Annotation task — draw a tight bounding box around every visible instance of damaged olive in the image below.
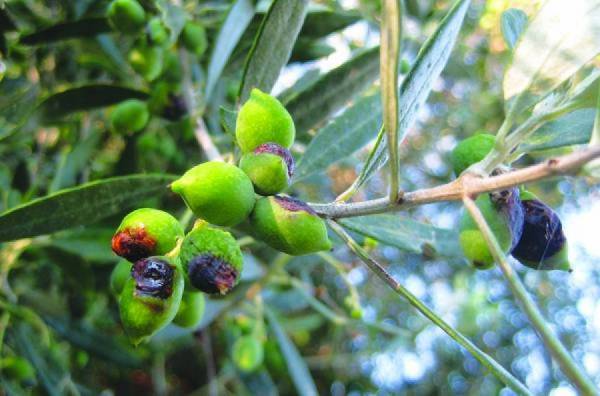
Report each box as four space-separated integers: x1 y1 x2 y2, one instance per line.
173 291 206 328
179 222 244 295
119 256 184 345
236 89 296 153
107 0 146 34
171 161 256 227
459 188 524 269
511 191 570 271
249 195 332 255
110 99 149 134
450 133 495 176
239 143 294 195
112 208 184 263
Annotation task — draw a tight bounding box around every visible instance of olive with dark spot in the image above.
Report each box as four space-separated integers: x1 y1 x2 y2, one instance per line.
511 192 570 271
119 256 184 345
239 143 295 195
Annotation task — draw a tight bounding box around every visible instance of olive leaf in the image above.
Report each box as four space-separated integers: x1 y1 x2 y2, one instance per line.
294 0 470 190
0 174 176 242
38 84 148 120
238 0 309 103
19 18 111 45
503 0 600 116
500 8 527 50
285 46 380 137
206 0 256 99
265 307 318 396
340 214 461 258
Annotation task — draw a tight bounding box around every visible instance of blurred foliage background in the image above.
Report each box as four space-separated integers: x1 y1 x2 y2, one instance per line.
0 0 598 395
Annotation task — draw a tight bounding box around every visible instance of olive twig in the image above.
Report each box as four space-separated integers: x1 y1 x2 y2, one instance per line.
311 145 600 218
328 219 533 396
462 196 598 395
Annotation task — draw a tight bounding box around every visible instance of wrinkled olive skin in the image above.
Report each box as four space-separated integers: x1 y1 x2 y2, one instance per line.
459 188 524 269
180 21 207 58
110 99 149 135
107 0 146 34
239 143 294 195
178 222 244 295
171 161 256 227
235 89 296 153
511 192 570 271
173 291 205 328
249 195 332 255
450 133 495 176
232 335 264 372
119 256 184 345
112 208 184 263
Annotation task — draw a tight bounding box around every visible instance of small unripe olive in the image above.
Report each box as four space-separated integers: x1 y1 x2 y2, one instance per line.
249 195 332 255
161 51 183 83
146 17 169 46
119 256 184 345
511 191 570 271
110 99 149 134
239 143 294 195
110 259 132 295
450 133 495 176
0 356 36 385
112 208 184 263
173 291 205 328
171 161 256 227
179 222 244 295
236 89 296 153
180 21 207 58
459 188 524 269
232 335 264 372
129 46 163 81
107 0 146 34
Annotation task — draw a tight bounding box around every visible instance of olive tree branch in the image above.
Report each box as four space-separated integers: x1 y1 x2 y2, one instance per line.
327 220 532 396
311 145 600 218
462 196 598 395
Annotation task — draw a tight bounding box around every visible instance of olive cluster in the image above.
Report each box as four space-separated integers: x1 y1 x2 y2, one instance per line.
110 90 331 345
452 134 570 272
105 0 208 135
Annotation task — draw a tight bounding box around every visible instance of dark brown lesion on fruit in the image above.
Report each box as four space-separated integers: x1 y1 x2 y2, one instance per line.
188 254 238 295
490 187 525 250
274 195 316 215
511 199 565 262
132 257 174 299
254 143 295 178
112 227 157 262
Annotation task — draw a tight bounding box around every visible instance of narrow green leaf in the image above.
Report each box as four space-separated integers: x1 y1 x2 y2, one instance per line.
206 0 255 99
299 9 361 38
504 0 600 114
329 0 471 196
284 46 380 136
156 0 187 44
50 228 117 263
559 69 600 112
265 308 318 396
340 214 461 258
380 0 402 200
519 108 596 152
293 91 381 183
20 18 111 45
0 174 176 242
500 8 527 50
38 84 148 120
239 0 309 103
219 106 237 135
49 130 101 192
